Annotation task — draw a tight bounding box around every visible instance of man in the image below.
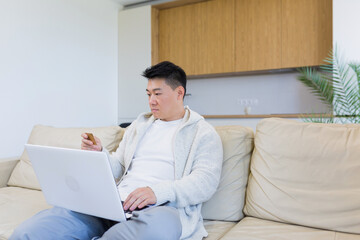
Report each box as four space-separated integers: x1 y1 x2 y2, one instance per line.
10 61 223 240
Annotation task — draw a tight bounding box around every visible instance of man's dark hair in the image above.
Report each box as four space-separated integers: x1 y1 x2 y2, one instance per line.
142 61 187 97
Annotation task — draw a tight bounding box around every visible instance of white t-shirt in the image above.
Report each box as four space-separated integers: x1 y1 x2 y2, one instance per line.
118 118 181 201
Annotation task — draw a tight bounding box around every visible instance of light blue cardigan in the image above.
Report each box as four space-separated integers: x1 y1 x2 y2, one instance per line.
105 106 223 239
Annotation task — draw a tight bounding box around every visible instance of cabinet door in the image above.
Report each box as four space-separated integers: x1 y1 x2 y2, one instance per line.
282 0 332 68
158 0 235 76
235 0 282 72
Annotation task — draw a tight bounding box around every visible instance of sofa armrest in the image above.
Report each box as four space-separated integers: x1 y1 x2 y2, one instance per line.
0 157 20 188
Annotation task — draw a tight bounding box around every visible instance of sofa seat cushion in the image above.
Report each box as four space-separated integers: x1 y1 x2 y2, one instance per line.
7 125 124 190
244 118 360 234
221 217 360 240
203 220 237 240
0 187 50 239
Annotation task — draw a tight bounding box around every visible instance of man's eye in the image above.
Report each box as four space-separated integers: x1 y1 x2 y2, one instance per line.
147 94 150 97
155 93 161 96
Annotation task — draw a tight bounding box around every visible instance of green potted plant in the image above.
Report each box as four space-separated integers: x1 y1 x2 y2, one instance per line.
297 48 360 123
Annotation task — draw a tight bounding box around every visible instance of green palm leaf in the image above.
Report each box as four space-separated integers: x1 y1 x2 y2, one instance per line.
297 47 360 123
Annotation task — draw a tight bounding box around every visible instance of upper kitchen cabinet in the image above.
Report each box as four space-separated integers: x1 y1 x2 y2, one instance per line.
235 0 282 71
154 0 235 76
152 0 332 76
282 0 332 68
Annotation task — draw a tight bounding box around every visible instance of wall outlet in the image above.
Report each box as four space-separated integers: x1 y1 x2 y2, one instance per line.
237 98 259 106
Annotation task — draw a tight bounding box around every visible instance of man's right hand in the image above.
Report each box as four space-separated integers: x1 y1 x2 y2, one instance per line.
81 133 102 151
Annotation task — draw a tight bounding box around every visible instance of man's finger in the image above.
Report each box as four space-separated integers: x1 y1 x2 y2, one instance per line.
124 194 137 210
124 191 134 205
129 196 146 211
124 188 145 210
81 144 97 151
82 139 94 146
137 199 149 209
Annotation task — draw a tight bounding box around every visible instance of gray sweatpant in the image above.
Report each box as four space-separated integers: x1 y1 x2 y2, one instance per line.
10 206 182 240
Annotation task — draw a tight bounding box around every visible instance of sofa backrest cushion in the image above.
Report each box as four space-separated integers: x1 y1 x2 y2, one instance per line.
7 125 124 190
202 125 254 221
244 118 360 234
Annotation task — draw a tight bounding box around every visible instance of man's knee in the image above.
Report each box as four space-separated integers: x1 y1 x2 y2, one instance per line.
10 230 28 240
10 207 107 240
140 206 182 240
10 208 67 240
10 220 39 240
99 206 182 240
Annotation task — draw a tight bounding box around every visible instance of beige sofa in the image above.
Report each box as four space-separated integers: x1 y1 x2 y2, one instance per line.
1 118 360 239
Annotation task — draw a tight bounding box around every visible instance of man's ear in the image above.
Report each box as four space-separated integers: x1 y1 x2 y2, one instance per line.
176 86 185 100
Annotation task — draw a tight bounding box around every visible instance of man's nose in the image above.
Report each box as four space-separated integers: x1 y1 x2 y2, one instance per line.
149 95 156 105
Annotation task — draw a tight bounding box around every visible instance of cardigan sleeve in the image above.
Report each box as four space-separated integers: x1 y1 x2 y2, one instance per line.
103 121 136 182
150 127 223 208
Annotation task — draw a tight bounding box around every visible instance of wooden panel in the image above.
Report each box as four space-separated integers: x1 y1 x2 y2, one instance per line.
235 0 282 71
158 0 235 75
282 0 332 68
192 0 235 74
151 8 159 65
158 3 194 73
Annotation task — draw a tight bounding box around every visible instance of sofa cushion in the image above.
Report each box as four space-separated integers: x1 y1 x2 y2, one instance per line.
202 126 254 221
7 125 124 190
244 118 360 234
221 217 360 240
203 220 237 240
0 158 19 188
0 187 50 239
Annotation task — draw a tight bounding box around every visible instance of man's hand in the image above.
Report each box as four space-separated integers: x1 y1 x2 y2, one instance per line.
81 133 102 151
123 187 157 211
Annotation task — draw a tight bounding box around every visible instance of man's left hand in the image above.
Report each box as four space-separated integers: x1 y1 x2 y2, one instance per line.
123 187 157 211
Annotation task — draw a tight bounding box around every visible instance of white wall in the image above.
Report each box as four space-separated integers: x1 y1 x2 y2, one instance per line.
185 73 329 115
333 0 360 62
118 6 151 124
184 72 329 130
0 0 120 158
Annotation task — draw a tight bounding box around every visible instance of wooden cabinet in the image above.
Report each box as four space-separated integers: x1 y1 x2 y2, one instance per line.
235 0 282 71
156 4 195 74
152 0 332 76
157 0 234 75
282 0 332 68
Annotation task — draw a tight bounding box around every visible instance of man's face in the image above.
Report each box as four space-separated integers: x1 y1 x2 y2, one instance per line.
146 78 183 121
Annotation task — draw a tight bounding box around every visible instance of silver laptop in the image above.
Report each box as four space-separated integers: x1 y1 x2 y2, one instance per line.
25 144 127 222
